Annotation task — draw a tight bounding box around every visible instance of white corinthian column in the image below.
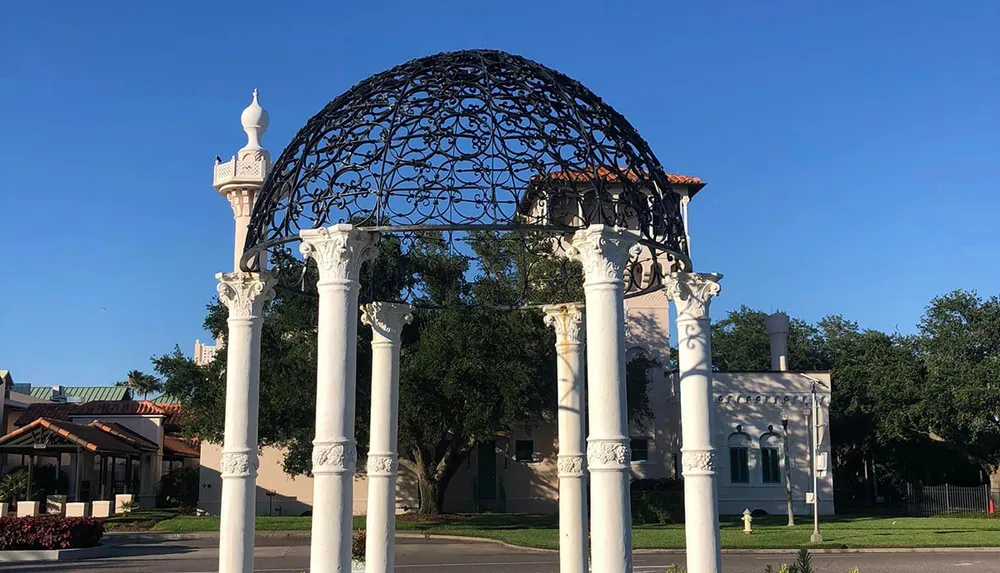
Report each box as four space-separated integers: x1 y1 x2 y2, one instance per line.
361 302 413 573
542 303 589 573
300 225 379 573
567 225 640 573
664 272 723 573
216 271 276 573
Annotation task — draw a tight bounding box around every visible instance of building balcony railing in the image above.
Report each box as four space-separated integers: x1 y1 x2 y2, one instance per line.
213 153 268 189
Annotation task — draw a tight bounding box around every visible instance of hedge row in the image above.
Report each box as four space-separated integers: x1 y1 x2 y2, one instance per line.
0 516 105 550
631 478 685 524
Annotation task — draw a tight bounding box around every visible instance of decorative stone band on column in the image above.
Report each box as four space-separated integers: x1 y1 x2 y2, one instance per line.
215 271 276 573
312 441 358 475
557 454 586 478
300 225 379 573
664 272 723 573
586 438 631 471
366 453 398 477
219 451 260 478
681 450 717 476
567 225 639 573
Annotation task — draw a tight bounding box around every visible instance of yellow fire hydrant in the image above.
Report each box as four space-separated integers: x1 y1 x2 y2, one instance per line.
742 508 753 534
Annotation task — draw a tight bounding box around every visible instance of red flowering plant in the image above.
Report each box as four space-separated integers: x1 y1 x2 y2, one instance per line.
0 516 105 550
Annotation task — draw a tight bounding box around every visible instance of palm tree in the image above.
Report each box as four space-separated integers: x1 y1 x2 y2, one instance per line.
117 369 163 400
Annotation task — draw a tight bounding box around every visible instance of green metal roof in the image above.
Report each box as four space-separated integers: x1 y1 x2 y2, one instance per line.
150 394 181 404
28 386 132 402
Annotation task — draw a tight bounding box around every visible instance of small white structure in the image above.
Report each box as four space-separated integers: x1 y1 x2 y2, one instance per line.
65 502 90 517
115 494 135 513
92 500 112 518
17 501 40 517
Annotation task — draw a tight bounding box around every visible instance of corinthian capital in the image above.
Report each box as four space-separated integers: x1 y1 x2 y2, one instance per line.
215 271 277 320
299 224 379 285
361 302 414 344
663 272 723 320
542 303 585 346
566 225 641 287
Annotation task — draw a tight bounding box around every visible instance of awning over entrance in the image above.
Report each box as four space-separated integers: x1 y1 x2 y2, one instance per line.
0 417 159 456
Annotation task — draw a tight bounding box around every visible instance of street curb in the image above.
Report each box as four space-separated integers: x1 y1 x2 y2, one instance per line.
106 531 1000 555
106 531 312 543
395 531 556 553
0 544 110 562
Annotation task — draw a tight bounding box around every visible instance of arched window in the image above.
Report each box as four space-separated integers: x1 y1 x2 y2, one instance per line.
727 427 751 484
760 427 783 484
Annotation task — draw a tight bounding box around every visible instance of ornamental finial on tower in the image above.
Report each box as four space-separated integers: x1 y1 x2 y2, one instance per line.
240 88 269 151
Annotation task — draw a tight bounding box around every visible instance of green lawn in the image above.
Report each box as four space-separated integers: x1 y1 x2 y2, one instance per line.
147 513 1000 549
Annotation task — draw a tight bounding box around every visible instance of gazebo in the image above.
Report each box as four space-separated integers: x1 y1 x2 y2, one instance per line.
0 417 159 503
212 49 724 573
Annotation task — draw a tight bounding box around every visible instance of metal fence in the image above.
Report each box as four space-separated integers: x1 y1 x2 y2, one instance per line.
907 483 999 516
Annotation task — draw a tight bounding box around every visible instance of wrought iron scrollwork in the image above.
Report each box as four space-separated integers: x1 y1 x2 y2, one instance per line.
244 49 690 306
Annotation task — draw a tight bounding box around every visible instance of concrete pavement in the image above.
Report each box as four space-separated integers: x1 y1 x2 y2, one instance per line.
3 536 1000 572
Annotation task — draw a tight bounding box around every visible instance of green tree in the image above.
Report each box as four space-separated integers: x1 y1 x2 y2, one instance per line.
156 232 649 513
117 369 163 400
910 290 1000 488
709 306 831 372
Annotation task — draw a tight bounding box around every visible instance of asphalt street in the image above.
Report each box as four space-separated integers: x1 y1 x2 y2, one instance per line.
3 537 1000 573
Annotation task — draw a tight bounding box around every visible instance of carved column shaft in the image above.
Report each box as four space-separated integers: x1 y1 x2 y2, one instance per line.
665 272 723 573
362 302 413 573
226 188 256 271
568 225 639 573
216 271 276 573
543 303 588 573
300 225 379 573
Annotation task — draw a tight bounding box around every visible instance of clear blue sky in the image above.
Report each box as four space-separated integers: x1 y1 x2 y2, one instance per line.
1 2 997 387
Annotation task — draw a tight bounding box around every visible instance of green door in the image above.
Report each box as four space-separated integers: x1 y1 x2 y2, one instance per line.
477 440 497 501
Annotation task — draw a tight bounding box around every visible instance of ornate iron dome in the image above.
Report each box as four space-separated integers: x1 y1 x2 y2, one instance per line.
244 49 690 306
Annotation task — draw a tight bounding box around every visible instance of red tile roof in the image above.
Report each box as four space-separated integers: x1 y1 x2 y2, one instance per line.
16 400 170 426
89 419 160 450
543 167 706 194
0 418 158 455
163 435 200 458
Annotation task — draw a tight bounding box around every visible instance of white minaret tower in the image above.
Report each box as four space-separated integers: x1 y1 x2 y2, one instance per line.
213 89 271 271
213 91 278 573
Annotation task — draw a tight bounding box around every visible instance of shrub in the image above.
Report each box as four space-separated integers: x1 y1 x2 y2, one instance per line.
352 529 366 561
0 516 105 550
0 469 28 504
631 478 684 524
157 467 199 508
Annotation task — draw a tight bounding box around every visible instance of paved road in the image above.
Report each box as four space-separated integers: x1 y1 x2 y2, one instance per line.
4 537 1000 572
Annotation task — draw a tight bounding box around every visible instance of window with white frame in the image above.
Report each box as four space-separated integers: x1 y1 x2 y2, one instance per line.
760 429 782 484
728 427 751 484
629 437 649 462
